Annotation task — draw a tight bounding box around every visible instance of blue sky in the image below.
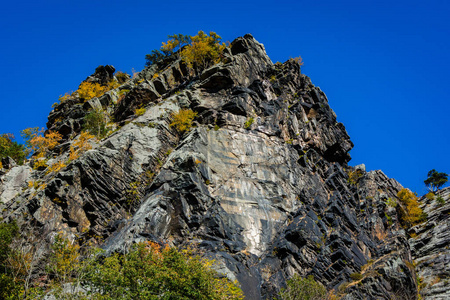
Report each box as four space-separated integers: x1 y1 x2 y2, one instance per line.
0 0 448 194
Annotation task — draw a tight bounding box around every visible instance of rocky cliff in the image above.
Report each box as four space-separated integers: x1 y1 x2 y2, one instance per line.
0 34 446 299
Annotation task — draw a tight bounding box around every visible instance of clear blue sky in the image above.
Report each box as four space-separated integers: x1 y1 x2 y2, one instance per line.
1 0 448 195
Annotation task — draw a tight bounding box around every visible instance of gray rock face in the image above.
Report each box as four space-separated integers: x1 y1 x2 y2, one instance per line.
0 34 425 299
0 165 32 204
410 187 450 300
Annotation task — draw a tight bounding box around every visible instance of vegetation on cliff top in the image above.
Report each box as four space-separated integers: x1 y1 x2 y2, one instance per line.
146 31 226 71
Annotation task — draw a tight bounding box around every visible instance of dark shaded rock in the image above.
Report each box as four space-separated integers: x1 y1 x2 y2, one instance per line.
85 65 116 85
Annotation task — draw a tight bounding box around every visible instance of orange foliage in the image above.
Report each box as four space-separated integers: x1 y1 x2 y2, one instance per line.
69 131 96 161
30 131 62 154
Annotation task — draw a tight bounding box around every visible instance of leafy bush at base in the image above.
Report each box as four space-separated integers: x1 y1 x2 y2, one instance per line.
279 274 326 300
83 242 244 299
1 230 243 300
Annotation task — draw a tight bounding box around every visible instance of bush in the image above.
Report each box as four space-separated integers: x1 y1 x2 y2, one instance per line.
0 221 22 300
114 71 129 84
244 117 254 129
76 80 120 101
83 242 244 299
350 273 363 281
279 274 326 300
291 56 304 66
397 188 426 227
21 128 62 169
425 192 435 200
135 107 146 116
347 169 363 185
45 161 66 175
170 109 197 133
83 109 110 139
386 197 397 208
0 133 27 165
436 196 445 206
69 131 96 162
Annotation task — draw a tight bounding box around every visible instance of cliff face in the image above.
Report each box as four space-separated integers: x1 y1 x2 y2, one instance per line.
409 187 450 300
0 34 438 299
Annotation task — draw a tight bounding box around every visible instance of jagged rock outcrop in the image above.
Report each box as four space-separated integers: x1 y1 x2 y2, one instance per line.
0 34 427 299
410 187 450 300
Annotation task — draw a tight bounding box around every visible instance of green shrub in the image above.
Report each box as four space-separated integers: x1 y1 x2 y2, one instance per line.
425 192 435 200
0 134 27 165
386 197 397 208
279 274 326 300
350 273 363 281
83 109 109 139
436 196 445 206
170 109 197 133
244 117 254 129
82 242 244 299
0 221 22 300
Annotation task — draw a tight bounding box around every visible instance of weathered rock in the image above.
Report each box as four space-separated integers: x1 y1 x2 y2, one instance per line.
0 165 32 204
410 187 450 300
0 34 424 300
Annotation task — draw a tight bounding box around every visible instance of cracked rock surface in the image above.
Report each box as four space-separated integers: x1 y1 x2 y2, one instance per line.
0 34 429 299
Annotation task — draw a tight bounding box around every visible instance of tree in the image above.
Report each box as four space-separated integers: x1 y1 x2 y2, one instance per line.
145 34 192 66
83 109 110 139
21 128 63 170
424 169 448 192
180 31 226 71
0 134 27 165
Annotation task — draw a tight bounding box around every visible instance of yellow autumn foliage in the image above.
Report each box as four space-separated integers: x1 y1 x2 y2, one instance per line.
76 80 120 101
46 161 66 175
397 188 426 228
180 31 226 70
170 109 197 133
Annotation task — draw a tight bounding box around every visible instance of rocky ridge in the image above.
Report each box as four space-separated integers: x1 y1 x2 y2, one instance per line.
0 34 445 299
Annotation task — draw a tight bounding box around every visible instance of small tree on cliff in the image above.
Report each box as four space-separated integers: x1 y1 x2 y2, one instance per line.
424 169 448 192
